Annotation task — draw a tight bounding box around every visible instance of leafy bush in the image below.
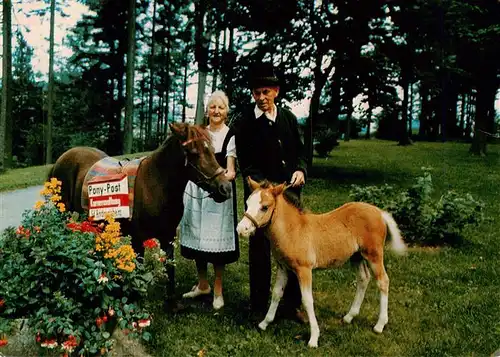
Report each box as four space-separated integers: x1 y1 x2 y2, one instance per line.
349 168 485 245
0 178 163 356
314 129 339 157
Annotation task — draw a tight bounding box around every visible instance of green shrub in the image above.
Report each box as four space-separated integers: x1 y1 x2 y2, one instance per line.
349 168 485 245
314 129 338 157
0 178 162 356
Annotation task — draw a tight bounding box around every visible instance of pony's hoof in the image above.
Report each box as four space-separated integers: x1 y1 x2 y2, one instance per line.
373 324 385 334
258 321 267 331
307 339 318 348
343 314 354 324
213 295 224 310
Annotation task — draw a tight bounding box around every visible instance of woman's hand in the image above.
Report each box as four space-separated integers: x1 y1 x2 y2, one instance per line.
225 169 236 181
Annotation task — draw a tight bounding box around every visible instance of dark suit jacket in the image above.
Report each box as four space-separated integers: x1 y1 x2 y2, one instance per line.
235 105 307 193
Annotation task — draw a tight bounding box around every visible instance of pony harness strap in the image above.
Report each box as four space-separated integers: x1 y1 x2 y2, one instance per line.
82 156 144 220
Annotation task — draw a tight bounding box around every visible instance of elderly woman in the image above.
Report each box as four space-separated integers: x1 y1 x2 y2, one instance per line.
179 90 239 310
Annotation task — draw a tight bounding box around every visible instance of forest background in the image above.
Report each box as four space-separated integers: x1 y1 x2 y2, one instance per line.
0 0 499 171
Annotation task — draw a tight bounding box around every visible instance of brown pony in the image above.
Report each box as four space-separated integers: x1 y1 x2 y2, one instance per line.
49 123 232 298
236 178 407 348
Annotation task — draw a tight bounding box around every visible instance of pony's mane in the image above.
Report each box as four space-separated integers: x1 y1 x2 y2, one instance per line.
259 180 305 212
186 125 212 154
161 124 212 154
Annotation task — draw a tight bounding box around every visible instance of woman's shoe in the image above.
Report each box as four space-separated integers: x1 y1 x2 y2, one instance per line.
213 294 224 310
182 285 211 298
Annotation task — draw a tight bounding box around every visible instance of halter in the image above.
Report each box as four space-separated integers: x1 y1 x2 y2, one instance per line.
243 208 274 229
180 136 226 197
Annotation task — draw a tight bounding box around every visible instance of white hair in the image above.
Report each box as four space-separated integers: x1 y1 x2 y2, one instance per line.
206 90 230 112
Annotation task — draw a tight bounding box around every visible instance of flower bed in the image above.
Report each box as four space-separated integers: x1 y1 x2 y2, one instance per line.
0 178 164 356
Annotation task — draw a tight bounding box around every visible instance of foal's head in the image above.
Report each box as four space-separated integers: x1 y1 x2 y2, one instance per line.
169 123 231 202
237 177 288 237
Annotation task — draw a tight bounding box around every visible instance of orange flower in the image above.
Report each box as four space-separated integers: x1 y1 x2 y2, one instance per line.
0 338 8 347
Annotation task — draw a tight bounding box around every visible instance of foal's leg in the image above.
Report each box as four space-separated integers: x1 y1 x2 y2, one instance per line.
343 260 371 324
367 255 390 333
296 267 320 348
258 266 288 331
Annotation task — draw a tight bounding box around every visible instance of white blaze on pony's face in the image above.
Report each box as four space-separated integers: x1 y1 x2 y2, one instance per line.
236 178 284 238
237 190 265 237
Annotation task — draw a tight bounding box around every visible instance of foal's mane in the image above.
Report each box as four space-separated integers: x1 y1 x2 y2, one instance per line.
260 180 305 212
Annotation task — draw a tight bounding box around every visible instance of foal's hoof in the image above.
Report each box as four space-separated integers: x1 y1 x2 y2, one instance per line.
373 324 385 334
342 314 354 324
258 321 267 331
307 339 318 348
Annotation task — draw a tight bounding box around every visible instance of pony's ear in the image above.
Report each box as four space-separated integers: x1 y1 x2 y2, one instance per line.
247 177 260 191
271 183 286 197
169 123 188 140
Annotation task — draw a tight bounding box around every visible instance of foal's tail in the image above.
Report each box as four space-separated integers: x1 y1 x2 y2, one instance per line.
381 210 407 255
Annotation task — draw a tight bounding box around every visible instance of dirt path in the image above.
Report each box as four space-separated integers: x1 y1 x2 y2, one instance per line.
0 186 43 231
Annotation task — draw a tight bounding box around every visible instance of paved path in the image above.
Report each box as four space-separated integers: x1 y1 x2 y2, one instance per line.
0 186 43 231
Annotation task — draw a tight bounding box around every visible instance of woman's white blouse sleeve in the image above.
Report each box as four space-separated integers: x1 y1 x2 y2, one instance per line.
226 135 237 158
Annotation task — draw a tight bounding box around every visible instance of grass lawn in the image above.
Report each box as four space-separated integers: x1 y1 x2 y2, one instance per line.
148 140 499 357
2 140 499 356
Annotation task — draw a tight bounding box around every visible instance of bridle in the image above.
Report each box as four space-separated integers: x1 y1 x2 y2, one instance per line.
242 184 291 229
181 137 226 197
243 207 274 229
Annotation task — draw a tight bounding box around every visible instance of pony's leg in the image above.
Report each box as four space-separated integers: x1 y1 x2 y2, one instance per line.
296 267 320 348
258 266 288 331
366 257 390 333
343 260 371 324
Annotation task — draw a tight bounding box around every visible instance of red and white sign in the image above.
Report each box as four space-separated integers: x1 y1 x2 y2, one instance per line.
88 174 130 220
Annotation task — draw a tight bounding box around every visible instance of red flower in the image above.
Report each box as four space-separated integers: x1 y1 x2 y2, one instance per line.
0 339 8 347
96 317 103 328
36 332 41 343
143 239 159 249
67 220 101 234
62 335 78 352
15 226 31 238
0 299 5 308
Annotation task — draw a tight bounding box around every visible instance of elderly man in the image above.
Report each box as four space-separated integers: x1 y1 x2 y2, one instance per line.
236 62 307 322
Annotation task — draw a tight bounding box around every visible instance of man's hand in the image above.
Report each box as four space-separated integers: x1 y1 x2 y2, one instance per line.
290 170 305 187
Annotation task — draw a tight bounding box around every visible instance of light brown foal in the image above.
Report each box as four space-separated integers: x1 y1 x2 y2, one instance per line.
236 178 407 348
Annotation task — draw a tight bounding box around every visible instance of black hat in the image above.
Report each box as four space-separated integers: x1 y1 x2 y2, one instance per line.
248 62 280 89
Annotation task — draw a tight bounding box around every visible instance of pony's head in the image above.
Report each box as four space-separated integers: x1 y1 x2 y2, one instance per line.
236 177 287 237
169 123 231 203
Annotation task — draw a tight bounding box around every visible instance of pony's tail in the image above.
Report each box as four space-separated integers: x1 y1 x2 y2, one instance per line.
381 210 407 256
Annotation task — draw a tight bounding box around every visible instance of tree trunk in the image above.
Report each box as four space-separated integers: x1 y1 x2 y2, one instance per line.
194 0 210 125
162 37 171 135
459 93 466 138
45 0 56 164
365 107 372 139
182 49 188 123
398 67 412 146
470 74 497 156
225 28 235 101
0 0 13 171
418 84 428 138
146 0 157 146
212 31 219 92
123 0 136 154
344 99 352 142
